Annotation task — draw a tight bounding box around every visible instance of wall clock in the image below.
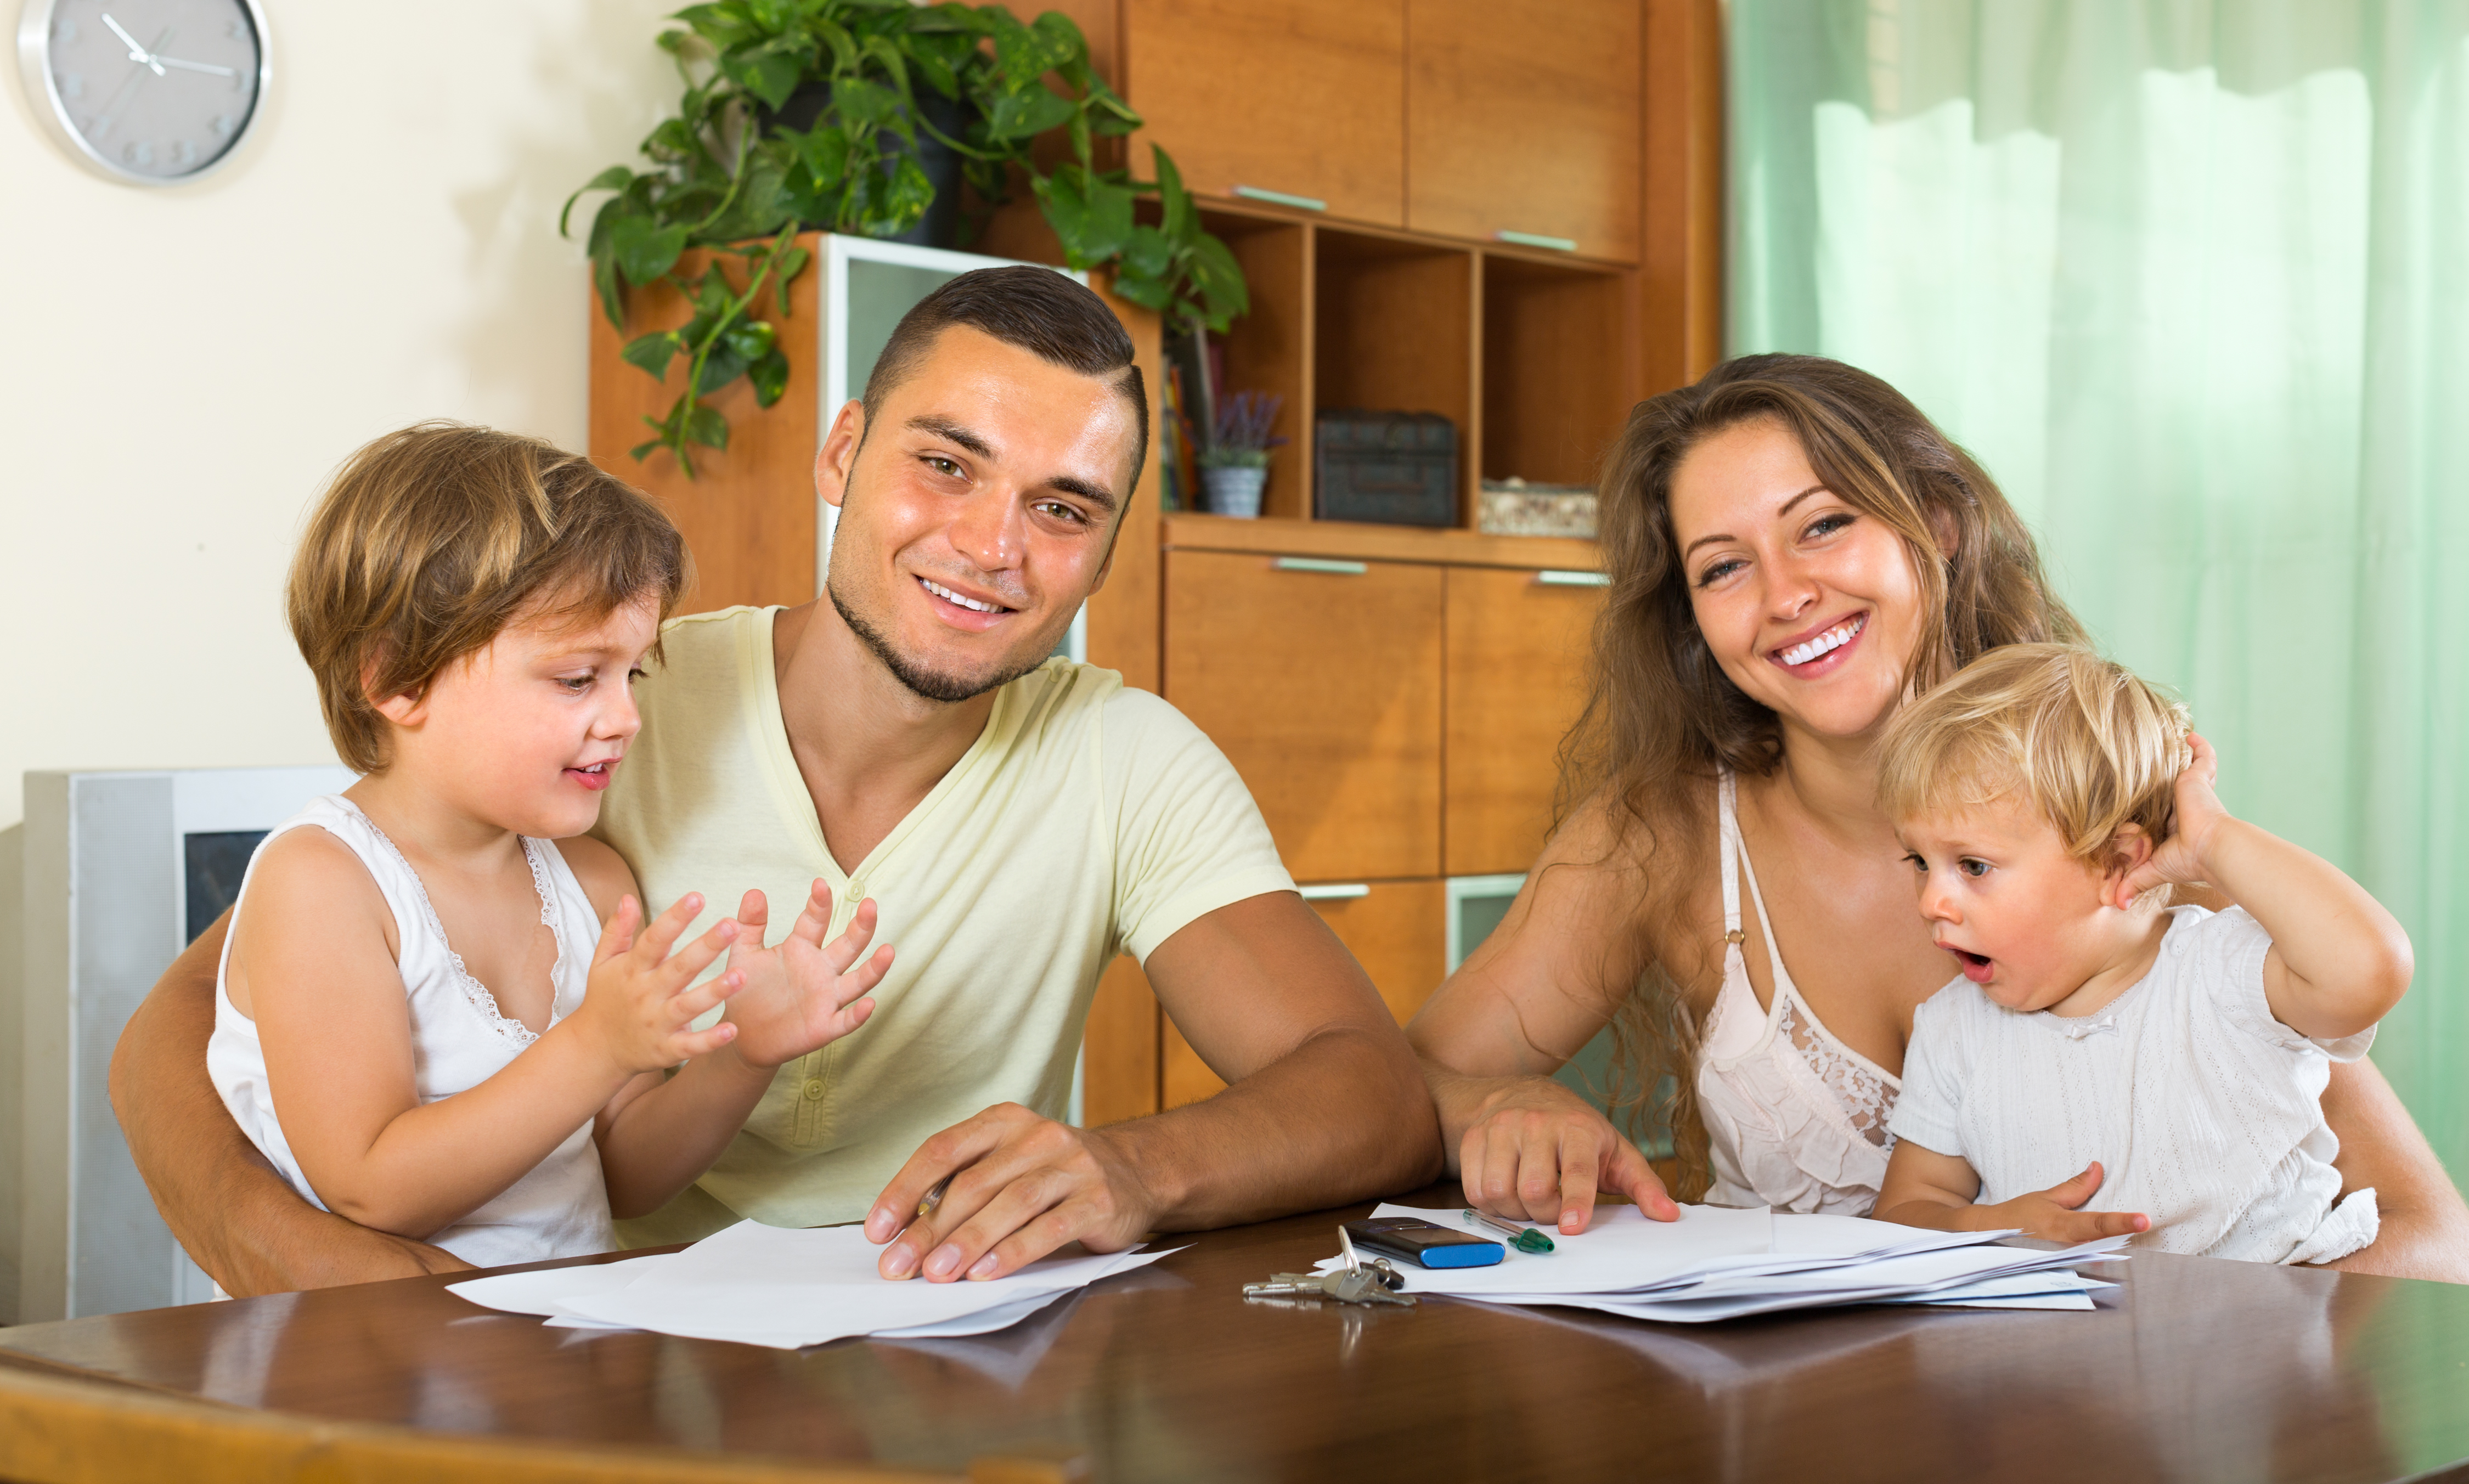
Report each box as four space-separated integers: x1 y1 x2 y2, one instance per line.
16 0 269 185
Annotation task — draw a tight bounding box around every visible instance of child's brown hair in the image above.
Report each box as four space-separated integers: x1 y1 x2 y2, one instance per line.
288 422 689 774
1876 642 2192 863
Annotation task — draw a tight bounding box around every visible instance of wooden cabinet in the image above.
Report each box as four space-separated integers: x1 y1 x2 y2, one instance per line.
1162 550 1442 882
1163 879 1448 1109
1444 567 1605 877
1123 0 1405 225
1405 0 1642 261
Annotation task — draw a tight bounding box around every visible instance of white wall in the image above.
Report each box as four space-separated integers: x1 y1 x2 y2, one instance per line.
0 0 684 831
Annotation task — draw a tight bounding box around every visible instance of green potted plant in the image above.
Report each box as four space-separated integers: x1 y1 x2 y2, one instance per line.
563 1 1249 477
1197 391 1284 519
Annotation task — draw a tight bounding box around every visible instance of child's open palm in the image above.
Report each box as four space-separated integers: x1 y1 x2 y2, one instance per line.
578 894 748 1074
719 882 894 1070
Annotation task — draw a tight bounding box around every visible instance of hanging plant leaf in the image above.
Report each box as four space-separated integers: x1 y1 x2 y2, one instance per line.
1120 222 1172 281
831 76 906 131
685 403 731 450
748 346 793 407
622 329 685 381
987 85 1075 142
612 217 690 286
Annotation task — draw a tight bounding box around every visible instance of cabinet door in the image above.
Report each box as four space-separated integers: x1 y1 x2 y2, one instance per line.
1444 567 1605 877
1124 0 1405 226
1164 879 1447 1108
1405 0 1641 261
1164 550 1442 883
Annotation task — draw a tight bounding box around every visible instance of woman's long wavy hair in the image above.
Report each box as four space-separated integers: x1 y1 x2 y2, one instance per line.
1563 354 2083 1199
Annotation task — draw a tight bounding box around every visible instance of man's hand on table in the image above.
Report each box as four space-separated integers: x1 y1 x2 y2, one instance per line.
864 1103 1153 1280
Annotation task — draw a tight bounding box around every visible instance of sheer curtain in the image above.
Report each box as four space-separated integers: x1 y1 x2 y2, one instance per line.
1730 3 2469 1169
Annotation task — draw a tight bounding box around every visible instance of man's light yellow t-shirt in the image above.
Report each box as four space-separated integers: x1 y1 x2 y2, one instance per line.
595 606 1293 1242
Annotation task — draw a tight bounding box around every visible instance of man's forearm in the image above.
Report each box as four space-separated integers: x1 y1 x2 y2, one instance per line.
1108 1023 1442 1234
110 911 470 1294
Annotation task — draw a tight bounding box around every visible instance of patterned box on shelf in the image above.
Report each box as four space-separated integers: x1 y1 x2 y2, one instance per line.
1478 479 1598 538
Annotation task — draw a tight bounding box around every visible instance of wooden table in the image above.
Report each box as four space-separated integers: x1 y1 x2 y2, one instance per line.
7 1186 2469 1483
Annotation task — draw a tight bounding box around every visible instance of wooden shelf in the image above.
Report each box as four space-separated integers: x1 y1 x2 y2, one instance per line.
1162 512 1598 572
1181 197 1628 533
1188 191 1638 273
1313 225 1477 518
1482 253 1632 487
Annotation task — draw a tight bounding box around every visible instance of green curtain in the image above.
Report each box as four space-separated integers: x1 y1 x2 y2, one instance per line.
1729 5 2469 1173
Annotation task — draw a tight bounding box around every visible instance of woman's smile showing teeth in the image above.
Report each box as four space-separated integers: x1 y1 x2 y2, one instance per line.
1771 612 1867 670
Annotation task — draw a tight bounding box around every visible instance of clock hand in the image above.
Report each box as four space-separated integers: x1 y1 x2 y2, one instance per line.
155 55 236 77
87 24 177 139
99 13 165 75
100 12 146 58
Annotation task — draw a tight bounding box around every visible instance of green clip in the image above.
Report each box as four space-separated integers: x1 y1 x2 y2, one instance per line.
1464 1208 1555 1254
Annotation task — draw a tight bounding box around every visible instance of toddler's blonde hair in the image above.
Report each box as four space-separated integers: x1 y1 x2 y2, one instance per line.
1876 643 2192 862
288 422 689 775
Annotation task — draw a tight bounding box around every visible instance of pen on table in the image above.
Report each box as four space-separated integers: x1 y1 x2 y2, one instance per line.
1464 1209 1555 1254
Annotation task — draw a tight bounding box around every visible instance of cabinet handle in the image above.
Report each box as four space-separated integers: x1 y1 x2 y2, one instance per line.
1536 569 1609 587
1496 229 1579 253
1273 557 1369 575
1298 883 1372 901
1233 184 1328 212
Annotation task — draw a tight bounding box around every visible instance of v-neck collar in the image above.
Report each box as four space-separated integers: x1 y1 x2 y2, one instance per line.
743 606 1013 887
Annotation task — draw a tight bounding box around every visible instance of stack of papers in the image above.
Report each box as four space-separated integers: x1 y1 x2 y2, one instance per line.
1316 1204 2124 1322
448 1219 1175 1350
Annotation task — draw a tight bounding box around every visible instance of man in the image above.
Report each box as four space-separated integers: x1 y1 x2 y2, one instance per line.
113 267 1441 1290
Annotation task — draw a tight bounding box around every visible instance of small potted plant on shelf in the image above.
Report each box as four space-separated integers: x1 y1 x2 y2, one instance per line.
1198 392 1285 519
564 2 1250 477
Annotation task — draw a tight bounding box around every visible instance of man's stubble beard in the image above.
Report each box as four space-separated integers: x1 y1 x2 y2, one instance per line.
827 580 1049 705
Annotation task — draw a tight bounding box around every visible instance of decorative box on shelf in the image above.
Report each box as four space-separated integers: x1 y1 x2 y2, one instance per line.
1478 478 1597 539
1315 410 1459 527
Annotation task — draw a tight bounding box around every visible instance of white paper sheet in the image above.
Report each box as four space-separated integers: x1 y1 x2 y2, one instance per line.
1875 1269 2116 1311
450 1221 1180 1351
1315 1203 2126 1324
447 1255 669 1319
1320 1202 1775 1295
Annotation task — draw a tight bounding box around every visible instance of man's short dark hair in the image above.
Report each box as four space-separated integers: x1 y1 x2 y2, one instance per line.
861 266 1148 499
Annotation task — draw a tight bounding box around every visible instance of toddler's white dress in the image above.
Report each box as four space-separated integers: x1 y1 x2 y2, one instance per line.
1887 904 2378 1263
206 795 615 1267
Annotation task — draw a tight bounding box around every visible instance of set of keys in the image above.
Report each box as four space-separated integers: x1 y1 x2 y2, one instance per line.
1242 1227 1418 1308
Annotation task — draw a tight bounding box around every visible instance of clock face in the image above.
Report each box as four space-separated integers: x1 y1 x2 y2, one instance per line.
29 0 265 183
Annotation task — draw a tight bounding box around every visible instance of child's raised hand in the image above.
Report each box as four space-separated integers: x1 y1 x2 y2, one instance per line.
718 881 894 1070
576 893 749 1075
1986 1162 2151 1245
2116 732 2233 907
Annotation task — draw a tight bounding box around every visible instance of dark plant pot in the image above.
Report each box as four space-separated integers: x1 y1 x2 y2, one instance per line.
761 82 970 250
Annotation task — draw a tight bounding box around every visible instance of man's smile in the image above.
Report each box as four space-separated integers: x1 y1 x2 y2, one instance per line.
919 575 1009 614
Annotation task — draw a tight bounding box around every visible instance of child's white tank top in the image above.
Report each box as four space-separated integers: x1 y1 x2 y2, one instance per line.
206 795 615 1267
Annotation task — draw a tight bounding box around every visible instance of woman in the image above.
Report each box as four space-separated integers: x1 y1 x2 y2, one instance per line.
1408 354 2469 1279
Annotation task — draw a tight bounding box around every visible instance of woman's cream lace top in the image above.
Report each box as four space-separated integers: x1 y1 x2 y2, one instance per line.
1693 773 1901 1214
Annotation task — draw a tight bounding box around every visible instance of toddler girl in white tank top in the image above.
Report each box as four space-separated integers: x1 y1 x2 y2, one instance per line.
210 797 617 1264
205 425 893 1272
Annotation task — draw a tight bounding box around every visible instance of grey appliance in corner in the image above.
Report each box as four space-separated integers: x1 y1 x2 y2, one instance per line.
19 764 351 1321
